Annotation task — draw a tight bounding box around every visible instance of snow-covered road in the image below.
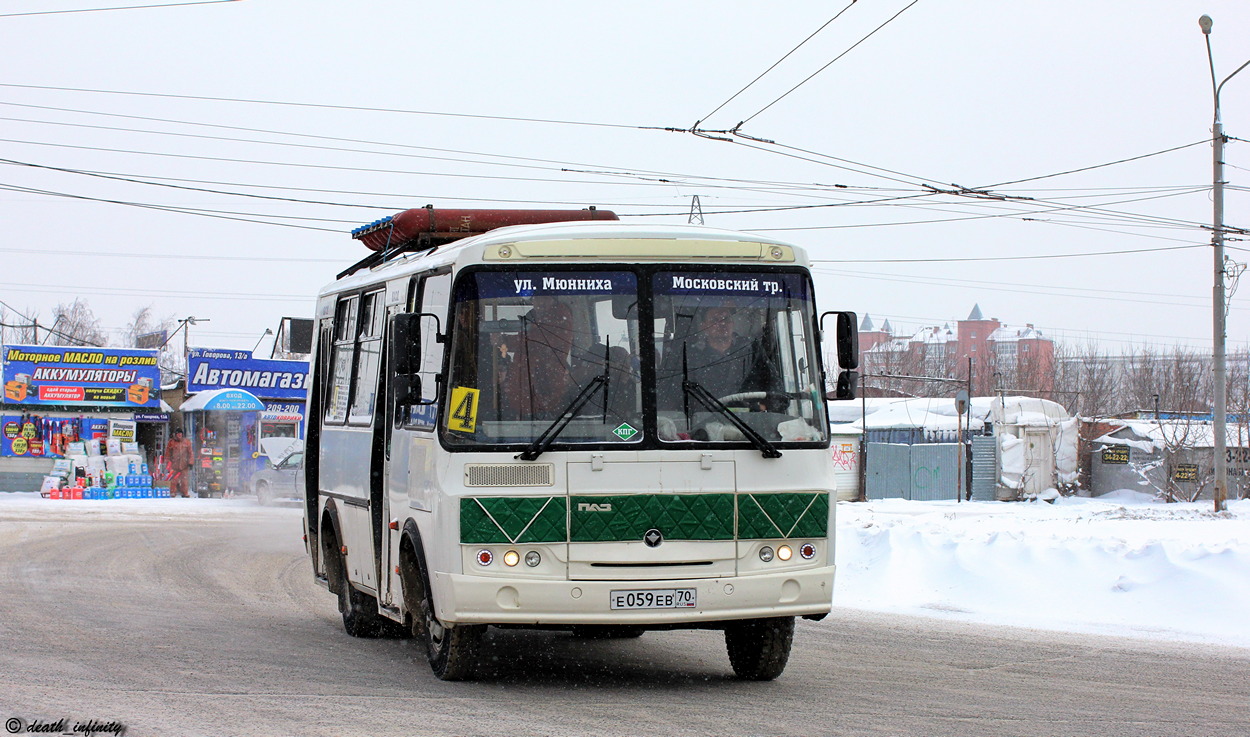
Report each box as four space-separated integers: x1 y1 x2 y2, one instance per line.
3 489 1246 650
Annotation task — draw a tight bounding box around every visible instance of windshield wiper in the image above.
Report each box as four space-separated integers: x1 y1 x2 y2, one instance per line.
680 347 781 459
516 356 610 461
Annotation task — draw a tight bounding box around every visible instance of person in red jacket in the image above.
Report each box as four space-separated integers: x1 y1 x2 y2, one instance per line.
166 428 193 498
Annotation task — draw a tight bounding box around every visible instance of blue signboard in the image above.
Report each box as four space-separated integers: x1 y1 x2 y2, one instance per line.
194 389 266 411
2 345 161 409
655 271 811 299
187 348 310 400
468 271 636 300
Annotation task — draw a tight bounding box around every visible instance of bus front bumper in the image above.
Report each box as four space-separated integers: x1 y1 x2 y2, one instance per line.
432 565 835 626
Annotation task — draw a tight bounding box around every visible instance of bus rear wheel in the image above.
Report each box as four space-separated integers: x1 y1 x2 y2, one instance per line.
724 616 795 681
335 555 383 638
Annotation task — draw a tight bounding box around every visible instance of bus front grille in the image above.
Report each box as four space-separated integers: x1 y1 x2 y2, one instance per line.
464 463 555 487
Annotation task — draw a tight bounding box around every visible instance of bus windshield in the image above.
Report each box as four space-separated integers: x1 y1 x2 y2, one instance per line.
653 271 827 445
443 270 643 446
441 267 827 448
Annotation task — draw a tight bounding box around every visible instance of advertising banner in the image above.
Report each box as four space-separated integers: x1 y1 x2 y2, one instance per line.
187 349 310 401
3 345 161 409
1 414 109 457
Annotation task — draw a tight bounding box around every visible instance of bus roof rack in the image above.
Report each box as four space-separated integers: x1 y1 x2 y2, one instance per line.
339 206 619 278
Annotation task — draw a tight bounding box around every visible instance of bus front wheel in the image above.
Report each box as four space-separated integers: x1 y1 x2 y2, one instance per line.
419 580 485 680
724 616 794 681
401 542 485 680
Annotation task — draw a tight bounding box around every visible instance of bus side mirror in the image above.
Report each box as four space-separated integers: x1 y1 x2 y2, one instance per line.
827 370 858 401
835 311 859 370
819 310 860 369
392 373 422 405
391 313 420 376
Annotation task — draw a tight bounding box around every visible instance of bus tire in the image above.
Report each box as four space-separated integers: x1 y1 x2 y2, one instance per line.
335 558 384 638
724 616 794 681
399 536 484 680
427 617 485 681
323 533 384 638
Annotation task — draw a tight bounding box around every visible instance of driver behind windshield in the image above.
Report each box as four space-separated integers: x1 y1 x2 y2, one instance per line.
658 305 780 413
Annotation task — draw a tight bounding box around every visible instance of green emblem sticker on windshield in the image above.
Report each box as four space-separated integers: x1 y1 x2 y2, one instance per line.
613 423 638 441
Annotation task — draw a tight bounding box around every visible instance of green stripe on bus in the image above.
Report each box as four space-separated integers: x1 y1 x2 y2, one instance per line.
736 492 829 539
460 492 828 544
569 493 735 542
459 496 568 544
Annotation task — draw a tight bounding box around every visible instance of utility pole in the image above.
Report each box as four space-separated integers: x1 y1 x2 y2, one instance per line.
1200 15 1250 512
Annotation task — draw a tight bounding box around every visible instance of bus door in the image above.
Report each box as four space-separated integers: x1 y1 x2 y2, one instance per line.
305 317 334 566
383 270 450 607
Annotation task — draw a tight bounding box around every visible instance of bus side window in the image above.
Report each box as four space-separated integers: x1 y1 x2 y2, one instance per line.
325 295 358 424
348 289 385 424
418 273 451 403
400 271 450 430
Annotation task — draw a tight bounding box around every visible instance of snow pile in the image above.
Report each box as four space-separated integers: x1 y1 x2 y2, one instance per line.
1054 417 1080 485
836 492 1250 648
999 434 1025 489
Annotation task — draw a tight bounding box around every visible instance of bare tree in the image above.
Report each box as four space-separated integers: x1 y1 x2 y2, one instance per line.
1122 346 1162 413
121 306 183 384
120 306 171 348
1076 343 1120 418
0 304 41 345
47 299 107 347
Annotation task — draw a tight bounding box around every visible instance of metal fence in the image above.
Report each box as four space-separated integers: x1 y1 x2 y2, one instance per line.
970 435 997 501
865 442 962 501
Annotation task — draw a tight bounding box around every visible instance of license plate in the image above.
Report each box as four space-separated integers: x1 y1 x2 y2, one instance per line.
609 588 697 610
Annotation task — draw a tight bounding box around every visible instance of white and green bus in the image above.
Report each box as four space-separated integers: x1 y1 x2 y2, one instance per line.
303 208 858 680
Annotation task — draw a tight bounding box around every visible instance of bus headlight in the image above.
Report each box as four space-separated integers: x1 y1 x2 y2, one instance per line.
524 551 541 567
777 545 793 561
503 550 520 567
758 546 774 562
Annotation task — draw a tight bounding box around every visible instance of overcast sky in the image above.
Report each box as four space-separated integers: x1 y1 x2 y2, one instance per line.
1 0 1248 355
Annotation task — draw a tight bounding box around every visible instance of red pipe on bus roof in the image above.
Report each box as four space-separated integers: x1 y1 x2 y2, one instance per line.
352 206 619 252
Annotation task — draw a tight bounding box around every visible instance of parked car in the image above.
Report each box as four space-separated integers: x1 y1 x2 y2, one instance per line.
252 449 303 506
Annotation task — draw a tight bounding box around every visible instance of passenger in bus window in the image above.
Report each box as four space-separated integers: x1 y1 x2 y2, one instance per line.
500 299 581 418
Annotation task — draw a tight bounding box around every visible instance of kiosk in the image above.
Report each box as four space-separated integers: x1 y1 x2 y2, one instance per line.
178 388 266 497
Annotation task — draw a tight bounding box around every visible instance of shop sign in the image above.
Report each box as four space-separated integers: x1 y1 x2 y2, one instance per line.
109 419 136 441
1100 446 1130 464
2 345 160 409
135 331 168 350
133 412 169 423
1173 463 1199 482
0 414 109 458
187 349 310 400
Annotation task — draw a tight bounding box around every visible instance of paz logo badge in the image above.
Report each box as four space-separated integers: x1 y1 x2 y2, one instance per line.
4 373 31 402
128 376 153 404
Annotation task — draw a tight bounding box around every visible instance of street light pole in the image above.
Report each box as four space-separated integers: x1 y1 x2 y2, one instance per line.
1200 15 1250 513
251 328 273 355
